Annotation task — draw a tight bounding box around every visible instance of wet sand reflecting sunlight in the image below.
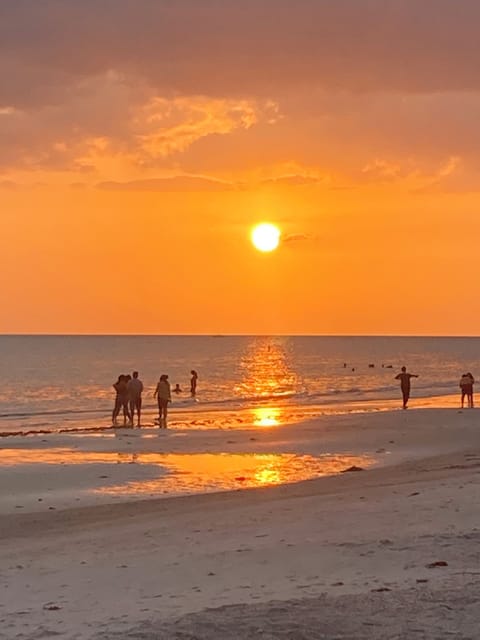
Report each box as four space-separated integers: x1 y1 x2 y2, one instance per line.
0 448 373 498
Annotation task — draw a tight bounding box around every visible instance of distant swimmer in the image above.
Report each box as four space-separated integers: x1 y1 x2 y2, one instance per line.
190 370 198 396
395 366 419 409
173 383 182 394
460 372 475 409
128 371 144 427
154 374 171 428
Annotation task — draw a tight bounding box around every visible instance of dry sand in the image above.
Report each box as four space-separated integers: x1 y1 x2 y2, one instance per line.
1 407 479 639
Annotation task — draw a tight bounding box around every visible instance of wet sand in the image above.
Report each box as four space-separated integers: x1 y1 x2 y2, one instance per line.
1 407 479 639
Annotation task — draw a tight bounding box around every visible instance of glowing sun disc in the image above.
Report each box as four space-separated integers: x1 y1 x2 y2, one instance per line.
251 223 281 252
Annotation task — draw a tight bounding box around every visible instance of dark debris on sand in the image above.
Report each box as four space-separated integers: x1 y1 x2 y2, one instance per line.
97 579 480 639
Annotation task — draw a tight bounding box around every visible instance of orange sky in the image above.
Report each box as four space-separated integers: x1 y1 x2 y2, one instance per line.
2 1 480 335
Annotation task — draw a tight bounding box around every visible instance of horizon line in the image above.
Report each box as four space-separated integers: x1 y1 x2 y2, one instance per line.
2 333 480 339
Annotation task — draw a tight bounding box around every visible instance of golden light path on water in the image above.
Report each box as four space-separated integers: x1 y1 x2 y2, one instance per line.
235 338 300 400
0 448 373 497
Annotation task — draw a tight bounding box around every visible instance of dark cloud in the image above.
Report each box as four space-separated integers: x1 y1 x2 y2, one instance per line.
283 233 318 245
2 0 480 109
2 1 480 184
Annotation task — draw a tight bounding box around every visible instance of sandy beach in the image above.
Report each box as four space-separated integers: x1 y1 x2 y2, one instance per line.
1 407 479 639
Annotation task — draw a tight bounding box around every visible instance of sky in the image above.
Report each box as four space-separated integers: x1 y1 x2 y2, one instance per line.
1 0 480 335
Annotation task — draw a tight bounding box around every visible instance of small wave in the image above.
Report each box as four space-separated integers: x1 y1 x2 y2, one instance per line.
0 379 462 421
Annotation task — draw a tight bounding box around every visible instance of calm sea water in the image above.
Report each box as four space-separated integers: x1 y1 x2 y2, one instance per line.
0 335 478 435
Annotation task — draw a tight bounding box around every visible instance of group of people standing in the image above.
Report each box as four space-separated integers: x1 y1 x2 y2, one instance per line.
112 370 198 427
395 366 475 409
113 366 474 427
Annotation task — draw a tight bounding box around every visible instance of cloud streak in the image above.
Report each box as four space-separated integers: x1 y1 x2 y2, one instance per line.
97 175 235 192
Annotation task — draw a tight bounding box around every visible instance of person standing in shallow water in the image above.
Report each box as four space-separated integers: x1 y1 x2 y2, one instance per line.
395 366 419 409
154 374 171 428
112 375 131 425
190 370 198 397
460 372 475 409
127 371 144 426
467 372 475 408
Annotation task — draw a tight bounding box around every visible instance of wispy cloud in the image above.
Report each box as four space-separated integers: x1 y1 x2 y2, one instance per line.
97 175 235 192
135 96 278 162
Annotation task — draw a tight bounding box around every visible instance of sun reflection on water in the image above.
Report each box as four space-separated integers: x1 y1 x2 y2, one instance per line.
252 406 282 427
235 338 301 400
95 452 373 496
0 448 373 498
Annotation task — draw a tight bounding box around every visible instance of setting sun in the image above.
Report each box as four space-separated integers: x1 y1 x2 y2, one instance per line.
251 223 281 253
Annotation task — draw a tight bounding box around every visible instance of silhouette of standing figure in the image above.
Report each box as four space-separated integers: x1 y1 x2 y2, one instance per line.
190 370 198 397
154 374 171 428
395 366 419 409
112 375 131 425
128 371 144 426
460 372 475 409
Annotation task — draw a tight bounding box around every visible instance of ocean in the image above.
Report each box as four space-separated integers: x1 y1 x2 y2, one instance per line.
0 335 478 435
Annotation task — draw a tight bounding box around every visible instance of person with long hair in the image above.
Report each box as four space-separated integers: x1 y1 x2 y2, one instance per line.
154 374 171 428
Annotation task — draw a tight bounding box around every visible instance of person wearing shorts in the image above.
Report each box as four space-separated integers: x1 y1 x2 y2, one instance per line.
460 373 474 408
112 374 132 426
154 374 171 428
395 366 419 409
128 371 144 426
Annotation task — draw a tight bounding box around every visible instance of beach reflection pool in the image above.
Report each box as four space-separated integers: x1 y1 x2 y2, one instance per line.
0 448 373 498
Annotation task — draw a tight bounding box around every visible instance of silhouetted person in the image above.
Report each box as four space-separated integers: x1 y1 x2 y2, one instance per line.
173 383 182 394
123 375 133 425
112 375 131 425
460 372 475 409
395 366 419 409
128 371 144 426
154 374 171 428
467 372 475 408
190 370 198 396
